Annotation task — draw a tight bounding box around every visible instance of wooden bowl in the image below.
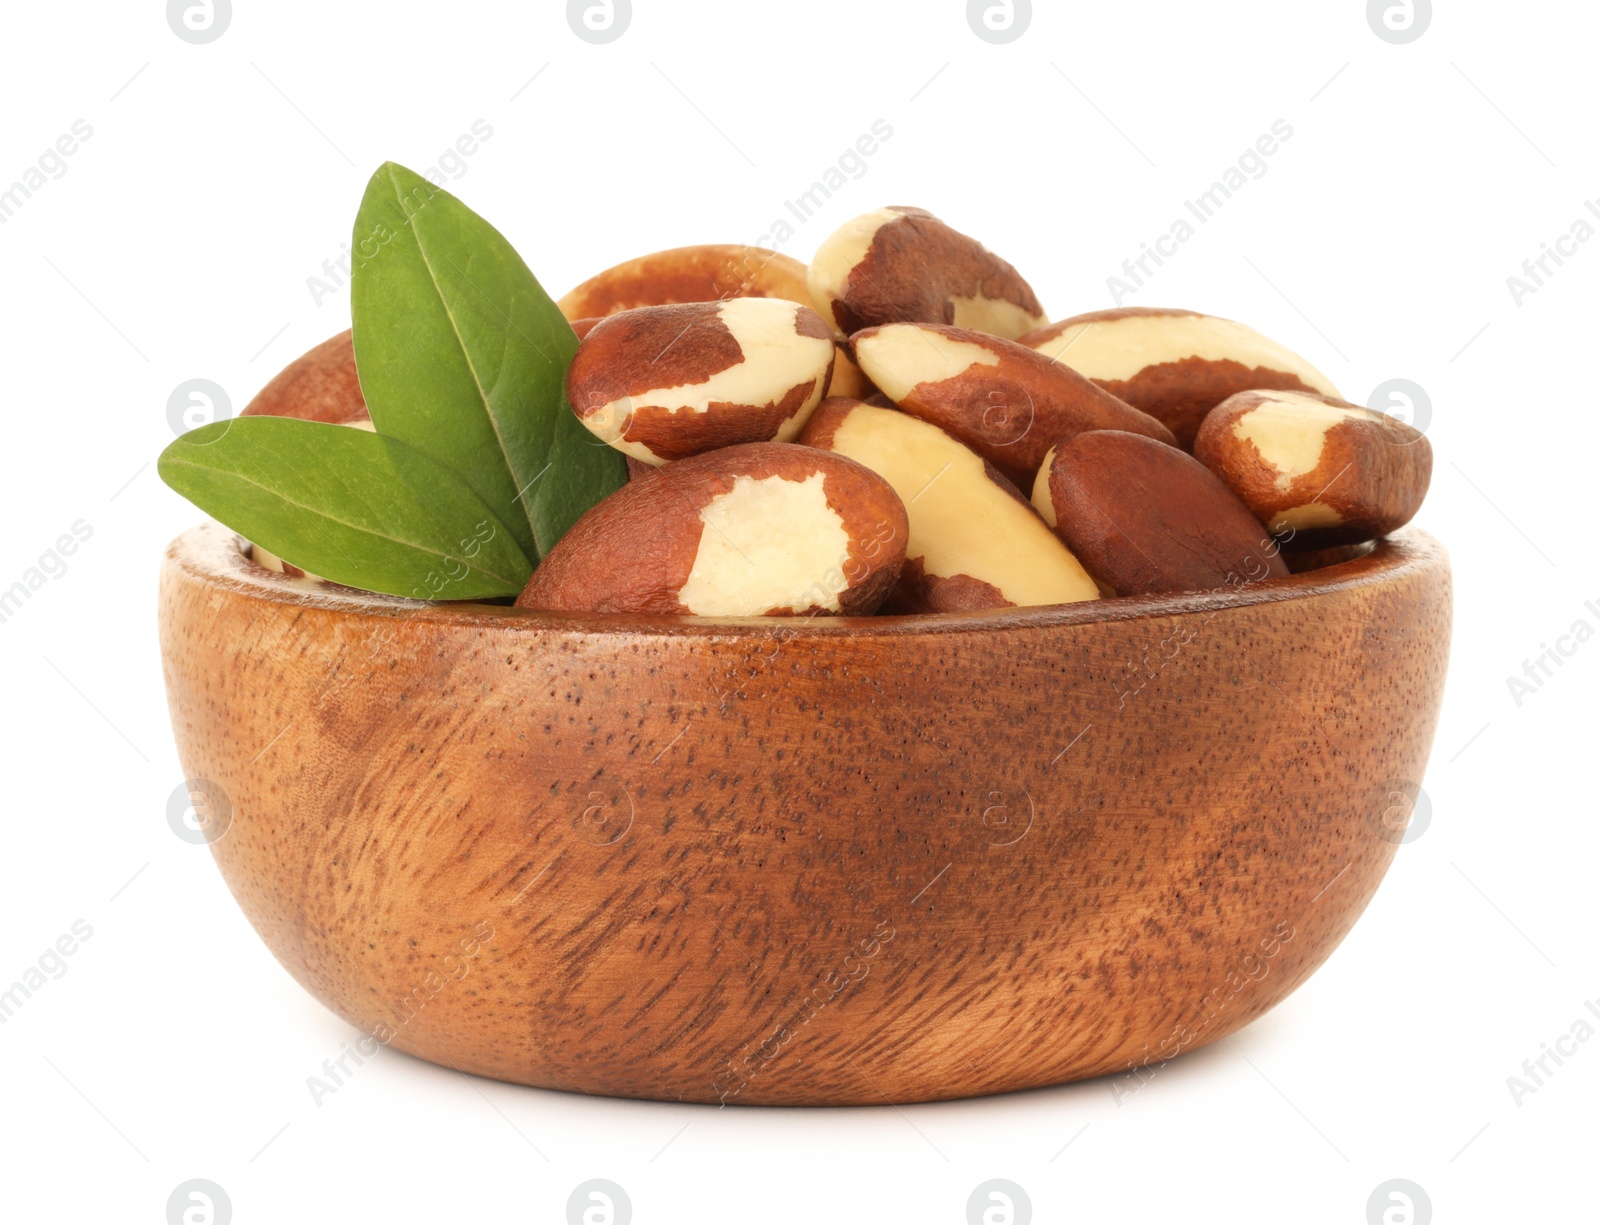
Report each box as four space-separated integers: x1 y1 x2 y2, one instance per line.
159 523 1450 1106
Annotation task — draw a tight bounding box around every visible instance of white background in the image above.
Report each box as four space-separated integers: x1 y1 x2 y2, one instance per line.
1 1 1595 1222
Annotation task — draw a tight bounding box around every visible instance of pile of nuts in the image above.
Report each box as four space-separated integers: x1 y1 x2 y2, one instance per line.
245 205 1433 617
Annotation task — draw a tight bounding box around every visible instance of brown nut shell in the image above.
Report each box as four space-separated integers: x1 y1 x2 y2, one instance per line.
624 455 657 482
516 442 907 617
1283 541 1376 573
1021 307 1339 450
1194 390 1432 548
557 244 810 320
852 322 1176 489
825 343 876 401
557 245 856 413
800 397 1097 613
808 206 1046 341
568 299 835 465
241 331 368 425
1031 431 1289 596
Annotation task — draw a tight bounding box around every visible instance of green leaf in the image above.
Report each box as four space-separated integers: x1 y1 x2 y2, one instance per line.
349 161 626 562
158 417 533 599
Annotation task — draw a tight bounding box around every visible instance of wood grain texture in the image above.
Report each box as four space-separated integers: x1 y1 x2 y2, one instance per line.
159 522 1451 1105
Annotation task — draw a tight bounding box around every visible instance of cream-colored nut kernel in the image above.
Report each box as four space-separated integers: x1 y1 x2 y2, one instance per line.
515 442 909 617
1267 502 1346 533
808 208 896 336
250 420 378 579
557 244 811 320
852 322 1176 490
855 325 1001 404
1227 393 1366 490
1030 446 1058 527
800 398 1097 613
249 543 298 575
676 473 851 615
1195 389 1432 549
1020 308 1340 450
807 206 1046 341
567 298 835 465
561 236 832 417
946 293 1046 340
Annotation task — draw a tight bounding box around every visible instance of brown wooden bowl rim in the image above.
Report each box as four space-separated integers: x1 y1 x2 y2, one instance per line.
165 522 1446 640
